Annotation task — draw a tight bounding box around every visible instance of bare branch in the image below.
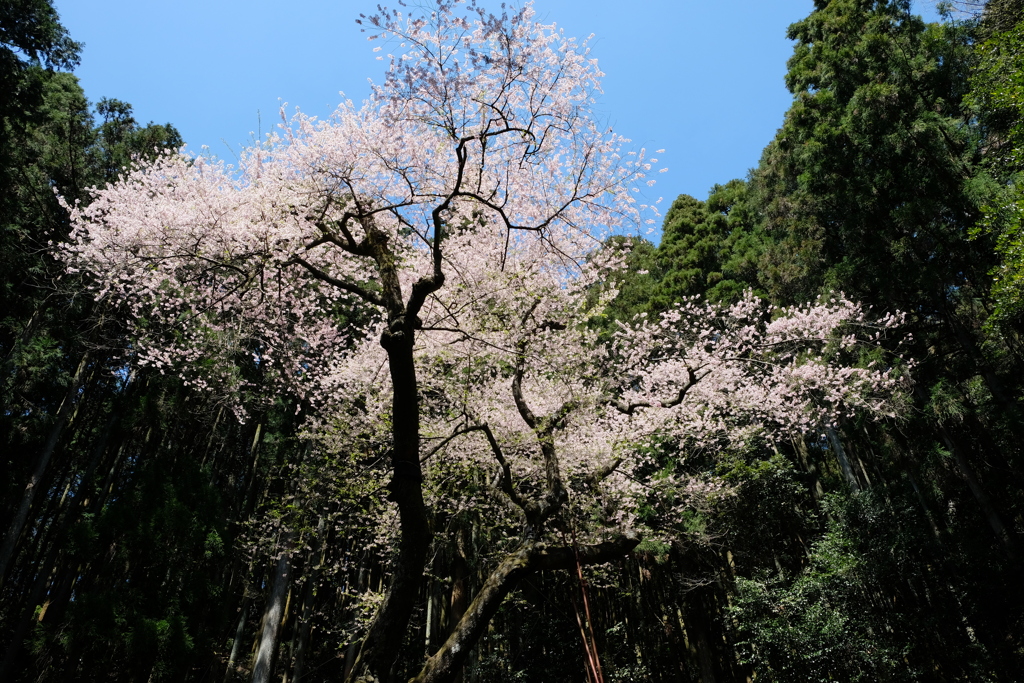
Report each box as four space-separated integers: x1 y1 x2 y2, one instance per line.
419 424 487 464
476 422 529 511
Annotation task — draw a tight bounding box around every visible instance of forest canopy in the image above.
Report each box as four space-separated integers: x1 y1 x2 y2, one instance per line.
2 1 1023 682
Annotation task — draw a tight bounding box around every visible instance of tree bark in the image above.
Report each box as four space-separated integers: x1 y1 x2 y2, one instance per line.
252 534 295 683
223 596 251 683
344 326 432 683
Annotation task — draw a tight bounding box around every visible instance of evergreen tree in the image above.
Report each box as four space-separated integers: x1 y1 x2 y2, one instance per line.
968 5 1024 322
753 0 984 310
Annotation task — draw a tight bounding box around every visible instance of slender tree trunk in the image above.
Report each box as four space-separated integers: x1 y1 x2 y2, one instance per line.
683 591 717 683
290 573 316 683
0 352 88 589
945 311 1021 424
0 306 43 415
252 533 295 683
906 471 945 546
447 551 469 683
344 552 371 680
791 433 824 503
424 579 435 659
448 550 469 635
241 421 265 520
826 427 860 492
0 519 67 680
224 596 251 683
290 518 325 683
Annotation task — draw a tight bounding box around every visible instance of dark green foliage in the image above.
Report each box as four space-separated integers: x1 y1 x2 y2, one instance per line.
595 234 662 328
717 452 815 576
94 97 183 181
967 13 1024 322
754 0 985 310
0 0 80 141
656 180 767 307
4 0 1024 681
731 490 1007 682
0 0 79 69
595 179 769 335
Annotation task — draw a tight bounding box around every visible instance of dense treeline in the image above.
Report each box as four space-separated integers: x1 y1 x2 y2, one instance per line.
2 0 1022 681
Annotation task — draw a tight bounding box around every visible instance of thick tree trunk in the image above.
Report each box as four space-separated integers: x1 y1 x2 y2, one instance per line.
0 352 88 589
345 329 432 683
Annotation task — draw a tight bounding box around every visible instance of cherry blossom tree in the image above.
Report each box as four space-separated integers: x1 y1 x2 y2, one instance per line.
60 2 908 681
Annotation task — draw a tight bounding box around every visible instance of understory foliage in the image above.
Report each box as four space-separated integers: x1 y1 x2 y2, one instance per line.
2 0 1024 682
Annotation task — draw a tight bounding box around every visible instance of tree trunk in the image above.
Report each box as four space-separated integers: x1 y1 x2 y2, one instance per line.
945 311 1021 424
252 534 295 683
224 596 251 683
0 522 66 680
290 577 316 683
683 591 718 683
791 433 824 503
447 552 469 683
290 518 325 683
345 328 432 683
826 426 860 492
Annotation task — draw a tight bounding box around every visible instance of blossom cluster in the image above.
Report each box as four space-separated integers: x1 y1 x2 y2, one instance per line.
58 0 909 550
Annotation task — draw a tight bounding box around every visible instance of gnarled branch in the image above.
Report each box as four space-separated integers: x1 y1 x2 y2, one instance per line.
614 366 698 415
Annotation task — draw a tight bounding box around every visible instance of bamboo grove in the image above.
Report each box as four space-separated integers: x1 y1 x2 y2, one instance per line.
2 0 1024 681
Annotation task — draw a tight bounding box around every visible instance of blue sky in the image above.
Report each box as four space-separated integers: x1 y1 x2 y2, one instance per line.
56 0 942 226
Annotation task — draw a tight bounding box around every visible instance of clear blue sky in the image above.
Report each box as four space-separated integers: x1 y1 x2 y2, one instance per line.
55 0 942 227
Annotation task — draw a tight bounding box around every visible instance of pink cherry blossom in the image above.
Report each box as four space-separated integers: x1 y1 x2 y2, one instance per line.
57 3 909 681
